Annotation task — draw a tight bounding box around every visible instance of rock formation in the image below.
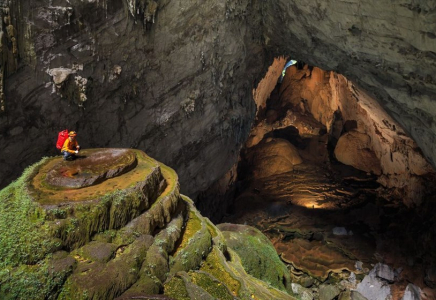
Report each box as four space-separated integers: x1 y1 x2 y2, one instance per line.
247 63 435 205
225 61 436 299
1 0 435 207
0 149 295 299
263 0 436 170
0 0 262 197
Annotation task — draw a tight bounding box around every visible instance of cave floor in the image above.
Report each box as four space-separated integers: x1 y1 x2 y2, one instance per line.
223 158 435 298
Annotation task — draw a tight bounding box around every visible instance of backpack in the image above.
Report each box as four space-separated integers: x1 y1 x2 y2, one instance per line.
56 129 69 150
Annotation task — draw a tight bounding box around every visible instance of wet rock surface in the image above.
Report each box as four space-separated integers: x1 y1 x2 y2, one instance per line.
45 149 137 188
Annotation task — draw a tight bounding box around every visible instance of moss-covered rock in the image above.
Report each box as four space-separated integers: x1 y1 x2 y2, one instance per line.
0 149 295 299
217 223 292 293
170 198 212 276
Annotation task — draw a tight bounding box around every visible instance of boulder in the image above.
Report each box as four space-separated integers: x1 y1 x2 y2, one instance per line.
356 265 392 300
319 284 341 300
291 283 313 300
333 227 351 236
374 263 395 283
401 283 421 300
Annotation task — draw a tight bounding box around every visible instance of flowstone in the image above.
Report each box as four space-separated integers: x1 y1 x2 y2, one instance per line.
0 149 295 299
45 149 137 188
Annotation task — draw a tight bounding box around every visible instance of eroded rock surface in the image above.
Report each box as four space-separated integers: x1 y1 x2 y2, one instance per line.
1 0 436 206
334 131 382 175
246 138 302 179
0 149 295 299
226 68 436 299
0 0 262 197
264 1 436 170
45 149 137 188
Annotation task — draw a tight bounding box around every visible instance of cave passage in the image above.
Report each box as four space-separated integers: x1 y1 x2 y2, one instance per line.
223 59 436 298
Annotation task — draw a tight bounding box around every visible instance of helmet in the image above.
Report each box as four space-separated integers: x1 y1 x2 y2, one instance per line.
68 131 77 137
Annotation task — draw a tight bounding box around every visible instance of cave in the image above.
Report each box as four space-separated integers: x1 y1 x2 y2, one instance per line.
1 0 436 299
220 58 436 298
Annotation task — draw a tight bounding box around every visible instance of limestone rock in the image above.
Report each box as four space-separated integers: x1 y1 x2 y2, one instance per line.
356 265 392 300
248 138 303 179
265 0 436 172
275 64 434 205
374 263 395 283
338 290 368 300
217 223 292 293
45 149 137 188
334 131 382 175
0 150 295 299
0 0 263 199
401 283 421 300
291 283 313 300
350 291 368 300
48 68 75 86
319 284 341 300
339 290 352 300
275 238 357 281
333 227 351 236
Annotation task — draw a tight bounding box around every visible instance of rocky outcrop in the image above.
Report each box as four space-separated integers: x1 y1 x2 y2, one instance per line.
0 149 295 299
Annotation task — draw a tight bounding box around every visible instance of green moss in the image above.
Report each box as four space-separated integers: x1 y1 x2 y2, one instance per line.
0 257 69 299
120 274 160 296
143 213 184 284
164 277 191 300
0 159 60 268
59 235 151 300
218 224 291 293
205 219 218 238
200 247 241 296
189 271 234 300
173 210 202 256
170 205 212 276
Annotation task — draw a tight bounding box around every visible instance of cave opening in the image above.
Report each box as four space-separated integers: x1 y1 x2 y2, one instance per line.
220 57 436 297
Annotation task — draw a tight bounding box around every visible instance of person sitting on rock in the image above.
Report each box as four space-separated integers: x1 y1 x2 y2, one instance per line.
62 131 80 161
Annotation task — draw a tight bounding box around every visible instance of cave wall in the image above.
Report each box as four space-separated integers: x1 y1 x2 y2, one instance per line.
1 0 436 202
263 0 436 169
276 65 434 205
0 0 264 196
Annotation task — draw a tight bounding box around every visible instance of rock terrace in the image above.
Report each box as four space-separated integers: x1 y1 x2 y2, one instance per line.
45 149 137 188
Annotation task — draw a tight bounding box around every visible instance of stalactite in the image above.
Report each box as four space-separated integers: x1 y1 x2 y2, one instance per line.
126 0 158 30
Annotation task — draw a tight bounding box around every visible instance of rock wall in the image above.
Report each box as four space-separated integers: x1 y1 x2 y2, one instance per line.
274 65 434 205
0 0 264 196
1 0 436 204
263 0 436 170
